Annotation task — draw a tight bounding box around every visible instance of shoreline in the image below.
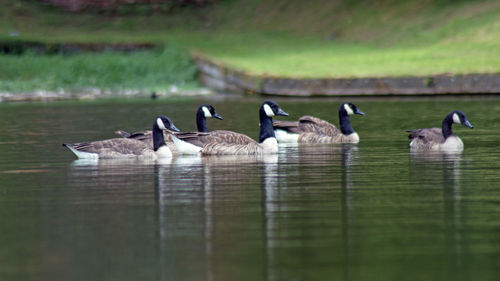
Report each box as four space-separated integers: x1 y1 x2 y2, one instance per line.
0 88 214 102
2 47 499 102
193 53 500 96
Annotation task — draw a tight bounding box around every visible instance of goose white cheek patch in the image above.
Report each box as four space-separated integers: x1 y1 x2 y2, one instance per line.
263 104 275 117
157 118 167 130
202 106 212 118
344 104 354 115
452 113 461 124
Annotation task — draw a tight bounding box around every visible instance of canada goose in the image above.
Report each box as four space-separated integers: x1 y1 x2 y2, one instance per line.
63 116 180 159
171 101 289 155
273 102 365 144
115 104 223 147
407 110 473 152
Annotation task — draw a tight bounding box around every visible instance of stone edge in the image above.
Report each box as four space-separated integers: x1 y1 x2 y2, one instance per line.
192 52 500 96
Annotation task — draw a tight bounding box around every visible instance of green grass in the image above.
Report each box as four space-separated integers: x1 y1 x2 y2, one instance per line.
0 0 499 93
0 45 197 93
209 40 500 78
163 0 500 77
176 31 500 77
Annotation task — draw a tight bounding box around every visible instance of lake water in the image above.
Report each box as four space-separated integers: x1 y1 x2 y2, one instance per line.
1 95 500 281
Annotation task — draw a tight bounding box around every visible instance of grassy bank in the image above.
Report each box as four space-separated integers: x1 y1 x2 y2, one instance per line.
165 0 500 77
0 45 197 93
0 0 499 93
175 32 499 78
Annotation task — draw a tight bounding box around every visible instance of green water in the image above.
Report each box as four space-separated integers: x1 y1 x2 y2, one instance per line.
1 96 499 281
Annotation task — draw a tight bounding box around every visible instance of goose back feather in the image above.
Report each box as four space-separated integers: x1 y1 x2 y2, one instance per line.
297 131 359 143
200 139 266 155
64 138 156 159
116 130 177 153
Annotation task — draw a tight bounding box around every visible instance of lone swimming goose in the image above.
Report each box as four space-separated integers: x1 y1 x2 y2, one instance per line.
63 116 180 159
273 102 365 144
115 104 223 147
407 110 473 152
171 100 289 155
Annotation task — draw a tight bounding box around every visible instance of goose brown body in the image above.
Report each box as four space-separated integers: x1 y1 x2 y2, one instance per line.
273 103 364 144
65 138 158 159
407 110 473 152
63 116 179 159
174 131 274 155
408 128 465 151
274 116 359 143
173 130 255 147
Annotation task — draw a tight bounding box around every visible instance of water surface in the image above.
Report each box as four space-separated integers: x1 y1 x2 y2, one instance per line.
1 96 500 281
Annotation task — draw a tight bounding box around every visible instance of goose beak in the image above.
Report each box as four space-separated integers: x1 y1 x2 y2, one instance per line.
213 112 223 120
355 109 365 115
277 108 289 117
464 120 473 128
169 124 181 132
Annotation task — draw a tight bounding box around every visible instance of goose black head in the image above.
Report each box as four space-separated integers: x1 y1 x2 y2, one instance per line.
261 100 289 117
451 110 473 128
156 116 180 132
341 102 365 116
200 104 223 120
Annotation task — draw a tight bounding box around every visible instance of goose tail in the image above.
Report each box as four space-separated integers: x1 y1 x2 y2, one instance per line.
115 130 131 138
62 143 98 160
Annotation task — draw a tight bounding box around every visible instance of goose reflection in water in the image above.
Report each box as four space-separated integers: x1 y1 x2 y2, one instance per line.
154 153 279 281
262 144 359 281
68 158 164 190
409 150 462 187
66 141 367 281
68 143 362 281
409 150 465 279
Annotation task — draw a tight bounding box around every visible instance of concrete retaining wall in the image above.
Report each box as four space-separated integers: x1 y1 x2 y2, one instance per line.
193 53 500 96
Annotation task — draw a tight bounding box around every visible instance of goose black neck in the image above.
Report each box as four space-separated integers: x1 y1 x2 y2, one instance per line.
441 113 455 139
152 122 166 151
259 108 276 143
196 109 208 132
339 108 355 135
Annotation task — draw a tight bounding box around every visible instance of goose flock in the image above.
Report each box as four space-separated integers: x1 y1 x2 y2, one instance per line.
63 100 474 160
